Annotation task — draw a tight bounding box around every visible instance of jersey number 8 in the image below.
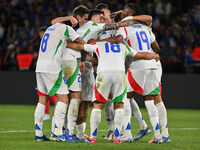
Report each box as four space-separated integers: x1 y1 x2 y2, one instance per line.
41 33 50 52
105 43 120 53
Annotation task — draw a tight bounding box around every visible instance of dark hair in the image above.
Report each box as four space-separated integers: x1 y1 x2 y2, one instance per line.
114 11 123 22
125 3 143 16
39 26 47 32
88 9 104 20
73 5 90 17
95 3 109 10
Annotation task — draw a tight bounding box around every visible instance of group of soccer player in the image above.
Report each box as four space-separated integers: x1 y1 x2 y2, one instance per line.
34 3 171 144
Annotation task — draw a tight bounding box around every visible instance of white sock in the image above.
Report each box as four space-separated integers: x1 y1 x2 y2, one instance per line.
67 99 81 136
130 98 148 130
76 122 86 138
90 108 101 138
156 101 169 137
123 98 132 138
104 99 115 131
54 102 68 136
34 103 45 137
51 116 55 134
114 108 125 138
145 100 161 139
63 104 69 134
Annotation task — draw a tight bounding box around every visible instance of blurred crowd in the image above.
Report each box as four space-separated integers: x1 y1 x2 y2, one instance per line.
0 0 200 73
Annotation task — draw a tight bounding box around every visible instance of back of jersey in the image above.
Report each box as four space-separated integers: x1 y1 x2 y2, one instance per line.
94 42 129 73
117 24 157 71
77 21 105 43
36 23 79 74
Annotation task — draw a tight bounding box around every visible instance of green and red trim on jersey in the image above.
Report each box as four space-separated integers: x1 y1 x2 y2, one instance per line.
159 82 162 95
48 70 63 96
112 86 127 103
147 85 160 95
94 83 107 103
128 70 143 95
66 58 79 88
124 27 132 47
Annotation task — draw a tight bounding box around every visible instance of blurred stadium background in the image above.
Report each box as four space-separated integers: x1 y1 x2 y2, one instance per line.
0 0 200 73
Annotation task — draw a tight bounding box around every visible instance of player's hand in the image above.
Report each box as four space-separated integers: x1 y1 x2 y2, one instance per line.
79 62 85 72
155 54 160 61
69 16 78 28
88 38 96 44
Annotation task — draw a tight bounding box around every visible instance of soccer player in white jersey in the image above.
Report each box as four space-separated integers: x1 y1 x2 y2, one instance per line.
34 22 82 142
118 4 170 143
94 4 163 143
66 41 159 143
60 5 90 141
97 5 152 142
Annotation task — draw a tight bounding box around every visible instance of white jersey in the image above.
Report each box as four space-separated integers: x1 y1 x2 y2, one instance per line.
77 21 105 42
99 29 117 40
36 23 79 74
84 42 137 73
117 23 157 71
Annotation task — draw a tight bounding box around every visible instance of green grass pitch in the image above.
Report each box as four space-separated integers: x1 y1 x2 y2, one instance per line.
0 105 200 150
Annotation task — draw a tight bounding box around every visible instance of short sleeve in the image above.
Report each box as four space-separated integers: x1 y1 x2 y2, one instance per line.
64 25 80 41
84 43 98 52
116 27 127 40
97 23 105 31
147 27 156 43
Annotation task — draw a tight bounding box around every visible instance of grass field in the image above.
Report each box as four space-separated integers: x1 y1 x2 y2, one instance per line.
0 105 200 150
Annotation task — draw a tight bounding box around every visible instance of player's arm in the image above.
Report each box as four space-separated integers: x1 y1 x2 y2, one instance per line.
51 16 78 27
103 19 140 30
66 43 84 51
87 35 123 44
74 37 86 62
151 40 160 53
86 55 98 64
66 43 96 52
132 15 152 26
126 44 159 61
135 52 159 61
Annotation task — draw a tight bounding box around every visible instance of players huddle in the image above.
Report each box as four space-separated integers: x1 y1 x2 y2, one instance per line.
34 3 170 144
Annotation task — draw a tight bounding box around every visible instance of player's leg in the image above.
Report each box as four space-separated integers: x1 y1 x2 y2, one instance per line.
127 69 151 141
76 67 94 140
89 101 104 143
154 61 170 142
66 91 81 140
88 72 111 143
104 94 114 140
111 72 127 143
62 55 82 140
154 94 170 142
44 100 50 121
34 73 49 141
143 69 162 143
44 71 69 142
76 101 90 140
118 98 132 142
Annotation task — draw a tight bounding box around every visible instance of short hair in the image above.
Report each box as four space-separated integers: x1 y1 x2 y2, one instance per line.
95 3 109 10
114 11 123 22
39 26 47 32
73 5 90 17
88 9 104 20
125 3 143 16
